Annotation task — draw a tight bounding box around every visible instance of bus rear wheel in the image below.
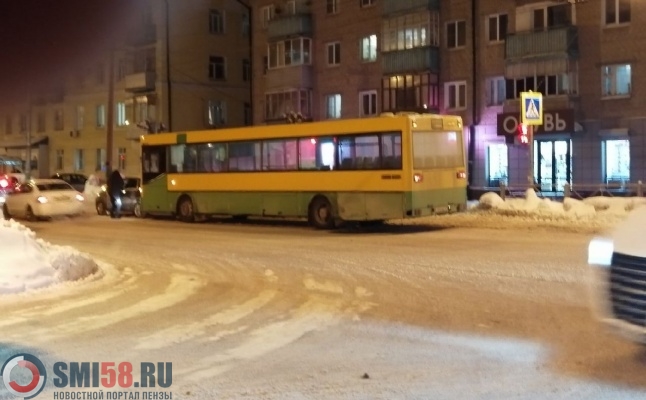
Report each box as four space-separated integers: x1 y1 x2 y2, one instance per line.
177 196 195 222
309 196 334 229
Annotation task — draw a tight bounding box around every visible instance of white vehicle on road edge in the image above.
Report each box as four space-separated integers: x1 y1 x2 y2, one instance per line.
2 179 85 221
588 204 646 343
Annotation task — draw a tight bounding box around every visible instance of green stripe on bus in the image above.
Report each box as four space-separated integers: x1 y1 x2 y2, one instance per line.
177 133 187 144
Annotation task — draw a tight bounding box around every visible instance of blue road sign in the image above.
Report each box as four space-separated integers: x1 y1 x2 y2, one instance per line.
520 91 543 125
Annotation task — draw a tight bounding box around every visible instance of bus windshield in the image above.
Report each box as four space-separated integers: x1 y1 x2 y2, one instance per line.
412 131 464 169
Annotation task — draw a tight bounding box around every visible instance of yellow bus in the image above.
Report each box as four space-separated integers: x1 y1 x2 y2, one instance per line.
139 113 467 228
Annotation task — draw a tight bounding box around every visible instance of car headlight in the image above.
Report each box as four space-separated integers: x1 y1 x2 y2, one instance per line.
588 237 614 266
37 196 48 204
75 194 84 201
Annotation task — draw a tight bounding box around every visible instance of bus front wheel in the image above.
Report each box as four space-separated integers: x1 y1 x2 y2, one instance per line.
309 196 334 229
177 196 195 222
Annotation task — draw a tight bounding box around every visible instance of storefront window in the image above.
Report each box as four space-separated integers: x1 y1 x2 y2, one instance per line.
604 139 630 183
487 143 508 186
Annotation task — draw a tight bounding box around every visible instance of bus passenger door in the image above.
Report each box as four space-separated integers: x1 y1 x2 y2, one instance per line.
141 145 172 213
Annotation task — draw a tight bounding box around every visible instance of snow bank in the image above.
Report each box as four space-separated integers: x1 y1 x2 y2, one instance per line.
476 190 645 219
0 219 102 295
391 190 644 234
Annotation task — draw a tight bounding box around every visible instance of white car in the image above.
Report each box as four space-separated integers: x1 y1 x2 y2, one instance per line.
588 204 646 343
2 179 85 221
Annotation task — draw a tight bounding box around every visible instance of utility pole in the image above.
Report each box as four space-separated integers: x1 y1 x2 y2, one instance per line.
106 49 115 178
25 93 32 180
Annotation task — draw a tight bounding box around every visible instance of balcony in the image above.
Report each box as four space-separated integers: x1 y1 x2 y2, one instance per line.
264 65 313 90
382 46 439 75
267 14 312 39
505 26 578 62
383 0 439 15
125 72 155 93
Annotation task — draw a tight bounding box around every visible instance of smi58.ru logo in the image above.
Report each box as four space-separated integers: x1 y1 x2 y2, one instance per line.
0 353 47 399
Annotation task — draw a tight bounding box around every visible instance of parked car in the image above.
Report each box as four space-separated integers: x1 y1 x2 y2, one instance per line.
51 173 88 192
2 179 85 221
96 177 142 217
588 204 646 343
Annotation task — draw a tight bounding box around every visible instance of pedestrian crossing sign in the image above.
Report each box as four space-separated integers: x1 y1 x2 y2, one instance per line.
520 91 543 125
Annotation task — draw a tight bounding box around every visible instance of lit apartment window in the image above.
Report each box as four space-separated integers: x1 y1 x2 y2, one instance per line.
444 81 467 110
54 110 64 131
383 12 440 51
602 64 631 97
267 37 312 69
605 0 630 25
360 0 375 7
261 5 275 28
96 105 106 128
96 148 106 171
207 100 227 126
325 94 342 119
285 0 296 14
487 14 507 42
360 34 377 62
5 116 12 135
326 0 339 14
74 149 84 171
486 77 506 106
265 89 311 120
327 42 341 66
209 56 226 80
446 20 466 49
56 150 64 170
116 102 127 126
118 148 127 170
488 144 508 186
243 59 251 81
603 139 630 183
76 106 85 130
359 90 378 117
37 112 45 132
382 73 440 112
209 9 225 34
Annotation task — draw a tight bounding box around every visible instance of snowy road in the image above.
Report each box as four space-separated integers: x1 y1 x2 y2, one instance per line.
2 215 646 399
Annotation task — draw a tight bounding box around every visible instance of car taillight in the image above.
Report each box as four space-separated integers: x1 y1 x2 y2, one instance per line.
0 179 7 188
457 170 467 179
413 173 423 183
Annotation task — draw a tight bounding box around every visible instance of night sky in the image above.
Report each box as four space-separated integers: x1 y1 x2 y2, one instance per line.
0 0 139 100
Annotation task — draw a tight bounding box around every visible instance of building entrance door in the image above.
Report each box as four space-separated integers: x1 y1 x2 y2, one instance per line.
534 139 571 192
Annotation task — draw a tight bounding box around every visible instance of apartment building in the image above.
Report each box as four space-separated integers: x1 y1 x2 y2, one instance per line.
0 0 251 179
252 0 644 193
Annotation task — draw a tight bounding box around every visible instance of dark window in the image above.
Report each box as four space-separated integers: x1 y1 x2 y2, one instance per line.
209 56 226 80
228 142 261 171
336 132 402 170
242 59 251 81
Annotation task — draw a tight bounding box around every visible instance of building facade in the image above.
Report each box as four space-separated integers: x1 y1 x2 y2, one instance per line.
251 0 643 195
0 0 251 179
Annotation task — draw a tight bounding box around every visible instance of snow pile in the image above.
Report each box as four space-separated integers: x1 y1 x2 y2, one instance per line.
0 219 102 294
392 190 645 233
476 189 646 219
